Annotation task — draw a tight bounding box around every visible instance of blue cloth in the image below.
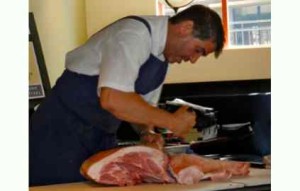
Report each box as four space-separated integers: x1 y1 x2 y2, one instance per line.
135 54 168 95
29 16 168 186
250 95 271 156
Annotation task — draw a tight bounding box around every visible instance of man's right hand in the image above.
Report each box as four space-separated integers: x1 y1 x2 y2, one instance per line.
170 106 196 138
100 87 196 139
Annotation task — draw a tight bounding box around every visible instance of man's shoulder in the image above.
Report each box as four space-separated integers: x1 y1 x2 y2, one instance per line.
122 15 168 27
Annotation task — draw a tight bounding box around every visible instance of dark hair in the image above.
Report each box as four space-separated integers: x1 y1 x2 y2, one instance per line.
169 5 225 58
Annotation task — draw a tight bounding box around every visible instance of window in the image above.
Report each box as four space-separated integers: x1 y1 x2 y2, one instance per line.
228 0 271 47
158 0 271 48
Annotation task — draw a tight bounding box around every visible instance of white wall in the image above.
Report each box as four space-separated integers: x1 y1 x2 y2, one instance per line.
29 0 270 85
29 0 87 87
165 47 271 83
85 0 156 37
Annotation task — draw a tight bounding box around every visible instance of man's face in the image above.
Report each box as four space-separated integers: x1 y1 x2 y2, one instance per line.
165 32 216 64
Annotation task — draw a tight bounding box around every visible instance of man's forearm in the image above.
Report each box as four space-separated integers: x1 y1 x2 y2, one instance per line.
100 87 175 130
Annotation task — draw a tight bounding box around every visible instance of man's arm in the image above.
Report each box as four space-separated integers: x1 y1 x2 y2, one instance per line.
100 87 196 138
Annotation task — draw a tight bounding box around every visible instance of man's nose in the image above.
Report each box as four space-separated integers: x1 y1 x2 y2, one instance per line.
190 54 200 63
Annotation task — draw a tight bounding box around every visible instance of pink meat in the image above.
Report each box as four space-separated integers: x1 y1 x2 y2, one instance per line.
80 146 249 186
81 146 175 186
98 152 173 185
169 153 250 184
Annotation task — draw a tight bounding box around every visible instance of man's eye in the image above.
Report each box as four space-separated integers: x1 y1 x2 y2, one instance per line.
196 48 207 56
196 49 203 54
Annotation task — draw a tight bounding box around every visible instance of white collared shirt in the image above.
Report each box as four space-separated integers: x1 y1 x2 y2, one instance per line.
65 16 169 105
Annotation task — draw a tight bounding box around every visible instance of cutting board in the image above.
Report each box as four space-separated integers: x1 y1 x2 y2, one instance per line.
29 168 270 191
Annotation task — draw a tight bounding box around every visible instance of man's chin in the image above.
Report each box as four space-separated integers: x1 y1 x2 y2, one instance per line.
168 60 181 64
166 58 182 64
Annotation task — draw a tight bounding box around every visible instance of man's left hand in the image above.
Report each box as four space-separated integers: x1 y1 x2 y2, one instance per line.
140 131 164 151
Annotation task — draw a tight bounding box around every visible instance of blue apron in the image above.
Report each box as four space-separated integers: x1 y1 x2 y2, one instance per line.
29 16 168 186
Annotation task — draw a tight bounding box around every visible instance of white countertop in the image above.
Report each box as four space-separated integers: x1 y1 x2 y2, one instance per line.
29 168 271 191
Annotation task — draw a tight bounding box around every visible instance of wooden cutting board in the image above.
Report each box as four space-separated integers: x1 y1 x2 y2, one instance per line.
29 168 270 191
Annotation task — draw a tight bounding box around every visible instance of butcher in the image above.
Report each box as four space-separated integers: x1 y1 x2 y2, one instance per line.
29 4 225 186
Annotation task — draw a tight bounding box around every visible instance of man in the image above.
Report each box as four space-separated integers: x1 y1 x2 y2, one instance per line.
29 4 224 186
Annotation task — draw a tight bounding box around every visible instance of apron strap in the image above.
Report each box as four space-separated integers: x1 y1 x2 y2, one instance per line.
123 16 152 34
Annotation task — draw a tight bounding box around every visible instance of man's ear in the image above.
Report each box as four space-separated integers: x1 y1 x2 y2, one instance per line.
178 20 194 36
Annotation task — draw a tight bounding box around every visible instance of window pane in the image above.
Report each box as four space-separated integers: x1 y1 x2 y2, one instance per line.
228 0 271 46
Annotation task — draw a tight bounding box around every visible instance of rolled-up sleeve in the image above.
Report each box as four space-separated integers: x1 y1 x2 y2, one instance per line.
98 21 151 94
